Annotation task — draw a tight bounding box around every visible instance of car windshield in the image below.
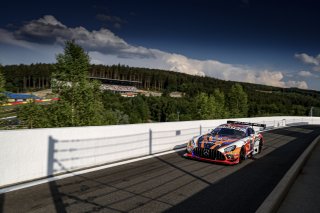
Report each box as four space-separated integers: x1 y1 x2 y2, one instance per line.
212 128 245 138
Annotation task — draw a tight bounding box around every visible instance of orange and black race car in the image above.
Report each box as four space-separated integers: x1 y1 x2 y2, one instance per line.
184 121 266 165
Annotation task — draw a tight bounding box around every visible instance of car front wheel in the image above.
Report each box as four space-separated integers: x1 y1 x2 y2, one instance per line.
258 140 263 154
239 147 246 164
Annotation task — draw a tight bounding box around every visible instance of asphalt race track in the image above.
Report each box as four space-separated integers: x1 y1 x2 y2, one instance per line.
1 125 320 213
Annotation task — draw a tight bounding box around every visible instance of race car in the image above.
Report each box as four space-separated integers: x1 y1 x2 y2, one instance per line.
184 121 266 165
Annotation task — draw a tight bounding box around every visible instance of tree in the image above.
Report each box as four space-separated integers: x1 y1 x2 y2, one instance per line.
213 89 227 118
125 95 150 123
0 65 7 127
227 84 248 117
17 101 49 129
0 65 6 104
104 109 129 125
51 40 105 127
194 93 217 120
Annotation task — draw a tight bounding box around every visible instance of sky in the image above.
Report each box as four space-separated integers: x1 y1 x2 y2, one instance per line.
1 0 320 90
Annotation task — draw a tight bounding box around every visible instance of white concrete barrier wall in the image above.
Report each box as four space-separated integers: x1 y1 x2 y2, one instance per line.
1 116 320 187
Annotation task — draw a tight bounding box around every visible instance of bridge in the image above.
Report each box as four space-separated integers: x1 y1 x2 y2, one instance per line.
0 116 319 212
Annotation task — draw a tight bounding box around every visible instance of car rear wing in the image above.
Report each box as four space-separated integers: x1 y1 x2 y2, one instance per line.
227 120 266 129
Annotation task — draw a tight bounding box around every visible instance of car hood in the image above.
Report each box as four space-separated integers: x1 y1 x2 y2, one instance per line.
196 134 240 149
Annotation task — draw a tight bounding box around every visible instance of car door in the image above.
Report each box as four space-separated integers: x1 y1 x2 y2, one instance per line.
245 128 255 153
248 128 255 151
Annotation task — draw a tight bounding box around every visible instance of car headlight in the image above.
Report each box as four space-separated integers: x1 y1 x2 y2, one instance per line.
224 145 236 153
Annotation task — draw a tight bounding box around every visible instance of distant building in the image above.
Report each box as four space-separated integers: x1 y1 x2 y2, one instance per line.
4 92 41 103
90 77 140 97
1 92 59 106
169 92 184 98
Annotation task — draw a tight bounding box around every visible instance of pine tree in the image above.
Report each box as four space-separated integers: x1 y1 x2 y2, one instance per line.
228 84 248 117
0 65 6 104
0 65 7 127
195 93 217 120
214 89 227 118
17 101 49 128
51 41 105 127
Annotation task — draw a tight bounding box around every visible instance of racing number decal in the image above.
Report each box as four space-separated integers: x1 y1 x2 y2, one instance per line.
245 139 251 153
245 136 255 154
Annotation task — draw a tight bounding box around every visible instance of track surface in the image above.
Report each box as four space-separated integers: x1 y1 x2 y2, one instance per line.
1 125 320 213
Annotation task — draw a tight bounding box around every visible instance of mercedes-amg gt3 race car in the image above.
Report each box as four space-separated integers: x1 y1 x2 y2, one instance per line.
184 121 266 165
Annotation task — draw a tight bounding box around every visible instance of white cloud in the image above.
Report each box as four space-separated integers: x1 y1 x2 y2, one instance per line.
0 29 34 49
313 66 320 72
0 15 309 90
0 15 154 59
295 53 319 65
285 81 308 89
158 52 285 86
295 53 320 72
37 15 66 27
298 71 313 77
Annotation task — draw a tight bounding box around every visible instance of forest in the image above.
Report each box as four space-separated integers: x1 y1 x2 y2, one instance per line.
1 41 319 128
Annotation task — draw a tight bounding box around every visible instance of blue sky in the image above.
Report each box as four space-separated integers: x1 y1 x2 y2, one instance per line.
1 0 320 90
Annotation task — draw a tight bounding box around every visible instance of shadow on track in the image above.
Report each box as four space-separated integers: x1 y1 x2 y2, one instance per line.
165 125 320 213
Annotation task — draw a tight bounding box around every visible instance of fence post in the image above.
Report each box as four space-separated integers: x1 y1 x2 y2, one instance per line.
149 129 152 155
47 136 56 176
200 125 202 135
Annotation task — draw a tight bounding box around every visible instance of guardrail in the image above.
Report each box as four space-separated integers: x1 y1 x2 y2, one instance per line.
1 116 320 188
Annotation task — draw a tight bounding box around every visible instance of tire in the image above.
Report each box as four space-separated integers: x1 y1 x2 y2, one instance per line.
239 147 246 164
258 140 263 154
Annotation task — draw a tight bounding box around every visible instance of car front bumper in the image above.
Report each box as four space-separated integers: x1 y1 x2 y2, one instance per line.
183 152 240 165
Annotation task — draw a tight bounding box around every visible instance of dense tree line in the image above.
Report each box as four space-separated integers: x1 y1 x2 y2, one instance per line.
2 63 52 92
98 85 248 125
